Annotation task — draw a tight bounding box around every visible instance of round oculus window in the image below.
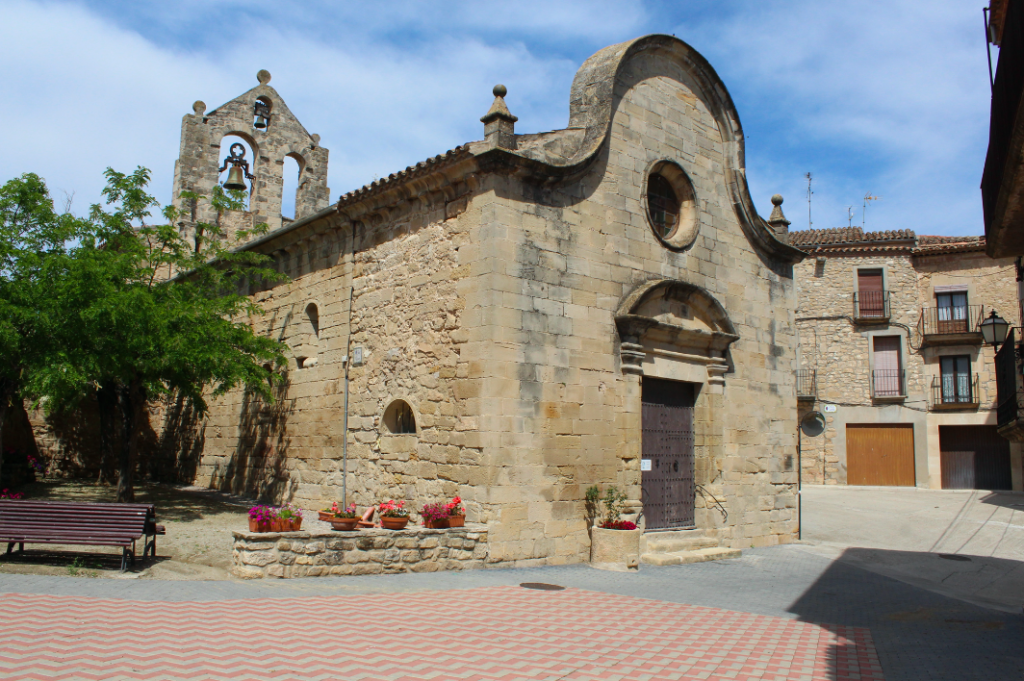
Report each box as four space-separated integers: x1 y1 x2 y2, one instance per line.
645 161 698 250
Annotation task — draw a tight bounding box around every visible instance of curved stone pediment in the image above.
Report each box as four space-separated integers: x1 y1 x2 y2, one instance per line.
615 279 738 391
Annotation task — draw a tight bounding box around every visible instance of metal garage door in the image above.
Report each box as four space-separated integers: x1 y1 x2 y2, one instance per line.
846 424 915 486
939 425 1012 490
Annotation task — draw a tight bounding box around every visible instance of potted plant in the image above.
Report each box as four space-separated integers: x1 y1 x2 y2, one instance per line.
278 503 303 531
587 485 640 572
378 499 410 530
248 505 273 533
445 496 465 527
328 503 361 531
420 502 450 529
319 502 342 523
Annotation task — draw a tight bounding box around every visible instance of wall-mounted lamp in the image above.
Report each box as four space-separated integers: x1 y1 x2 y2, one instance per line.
981 309 1010 349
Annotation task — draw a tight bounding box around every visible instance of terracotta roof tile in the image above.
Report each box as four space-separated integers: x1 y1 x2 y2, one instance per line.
789 227 917 247
336 145 472 209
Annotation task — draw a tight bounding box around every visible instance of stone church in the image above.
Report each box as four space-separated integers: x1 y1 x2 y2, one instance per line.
58 34 808 565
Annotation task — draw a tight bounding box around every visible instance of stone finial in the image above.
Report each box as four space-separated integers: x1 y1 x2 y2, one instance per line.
257 69 272 85
311 133 321 147
480 84 518 150
192 100 206 116
768 194 791 238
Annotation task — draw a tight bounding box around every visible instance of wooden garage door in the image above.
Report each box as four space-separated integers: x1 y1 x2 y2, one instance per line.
846 424 915 486
940 425 1012 490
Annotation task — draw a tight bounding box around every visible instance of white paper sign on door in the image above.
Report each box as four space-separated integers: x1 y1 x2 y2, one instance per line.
640 459 652 471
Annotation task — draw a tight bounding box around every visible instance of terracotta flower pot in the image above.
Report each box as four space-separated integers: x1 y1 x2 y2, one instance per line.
269 518 284 532
249 518 271 533
447 514 465 528
424 518 449 529
318 510 334 522
330 517 359 531
287 517 302 531
380 516 409 530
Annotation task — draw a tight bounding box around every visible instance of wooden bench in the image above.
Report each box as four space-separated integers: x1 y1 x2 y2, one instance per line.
0 500 165 572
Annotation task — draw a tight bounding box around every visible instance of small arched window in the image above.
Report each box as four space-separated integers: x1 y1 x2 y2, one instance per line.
305 303 319 338
383 400 417 434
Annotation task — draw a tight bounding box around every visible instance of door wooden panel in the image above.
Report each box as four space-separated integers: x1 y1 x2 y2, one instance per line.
940 425 1012 490
641 378 696 530
846 424 915 486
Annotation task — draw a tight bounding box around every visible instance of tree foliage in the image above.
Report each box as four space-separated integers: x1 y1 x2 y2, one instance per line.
1 168 288 500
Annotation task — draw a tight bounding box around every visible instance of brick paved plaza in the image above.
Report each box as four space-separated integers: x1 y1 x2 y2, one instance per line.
1 545 1021 681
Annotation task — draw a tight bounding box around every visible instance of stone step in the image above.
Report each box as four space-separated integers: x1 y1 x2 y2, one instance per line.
642 530 718 554
641 547 742 566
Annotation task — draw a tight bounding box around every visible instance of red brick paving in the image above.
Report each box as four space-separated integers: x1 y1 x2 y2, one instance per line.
0 586 885 680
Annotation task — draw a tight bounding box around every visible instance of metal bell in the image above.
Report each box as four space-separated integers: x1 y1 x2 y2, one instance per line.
223 166 247 192
253 114 268 129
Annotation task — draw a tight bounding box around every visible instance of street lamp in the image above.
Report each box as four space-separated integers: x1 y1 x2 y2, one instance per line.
980 309 1010 349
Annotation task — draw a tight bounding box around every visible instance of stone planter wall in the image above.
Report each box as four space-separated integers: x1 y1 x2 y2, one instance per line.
232 524 504 579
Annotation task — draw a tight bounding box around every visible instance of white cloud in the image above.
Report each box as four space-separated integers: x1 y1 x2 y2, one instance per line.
677 1 990 235
1 0 993 238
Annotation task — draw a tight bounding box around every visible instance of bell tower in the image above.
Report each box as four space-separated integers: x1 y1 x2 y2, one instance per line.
170 69 330 247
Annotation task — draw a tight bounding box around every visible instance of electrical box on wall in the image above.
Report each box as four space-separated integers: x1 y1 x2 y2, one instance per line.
352 347 364 366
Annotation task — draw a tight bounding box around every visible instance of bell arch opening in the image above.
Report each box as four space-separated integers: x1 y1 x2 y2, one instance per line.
217 134 257 208
282 154 303 222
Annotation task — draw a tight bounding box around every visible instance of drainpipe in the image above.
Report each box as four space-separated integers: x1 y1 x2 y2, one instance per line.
797 423 802 540
341 225 356 507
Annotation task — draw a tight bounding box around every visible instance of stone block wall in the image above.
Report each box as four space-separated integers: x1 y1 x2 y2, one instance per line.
795 248 1019 487
231 525 501 578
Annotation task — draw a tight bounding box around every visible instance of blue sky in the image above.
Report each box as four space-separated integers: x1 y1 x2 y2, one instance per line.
1 0 993 236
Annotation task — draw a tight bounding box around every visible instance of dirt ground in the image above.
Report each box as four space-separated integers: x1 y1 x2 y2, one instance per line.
0 479 326 581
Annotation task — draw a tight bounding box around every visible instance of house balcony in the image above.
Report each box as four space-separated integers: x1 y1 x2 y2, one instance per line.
929 375 980 410
852 291 890 323
796 370 817 401
983 0 1024 257
995 328 1024 440
871 369 905 401
917 306 985 346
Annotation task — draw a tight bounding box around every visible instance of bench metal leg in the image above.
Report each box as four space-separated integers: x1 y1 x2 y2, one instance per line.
6 542 12 555
120 547 133 572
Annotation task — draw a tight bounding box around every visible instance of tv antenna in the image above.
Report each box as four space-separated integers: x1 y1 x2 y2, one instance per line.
847 206 855 228
805 172 813 229
862 193 881 228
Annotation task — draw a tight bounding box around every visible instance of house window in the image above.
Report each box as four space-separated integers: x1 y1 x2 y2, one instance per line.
857 269 885 318
940 355 973 403
936 291 969 333
872 335 903 397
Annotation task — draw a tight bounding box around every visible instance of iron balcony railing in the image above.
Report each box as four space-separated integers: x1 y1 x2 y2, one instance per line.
930 374 980 409
871 369 905 398
996 328 1021 428
852 291 890 321
983 0 1024 237
796 370 817 400
918 305 985 338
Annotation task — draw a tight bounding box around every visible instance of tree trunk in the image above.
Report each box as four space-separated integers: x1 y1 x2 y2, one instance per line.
114 378 141 503
96 381 117 484
0 376 14 489
0 400 7 489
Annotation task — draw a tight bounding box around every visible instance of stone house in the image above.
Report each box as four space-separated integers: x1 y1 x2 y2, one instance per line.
792 227 1023 491
15 34 807 567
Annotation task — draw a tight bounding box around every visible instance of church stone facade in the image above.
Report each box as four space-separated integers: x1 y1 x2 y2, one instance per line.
165 34 804 565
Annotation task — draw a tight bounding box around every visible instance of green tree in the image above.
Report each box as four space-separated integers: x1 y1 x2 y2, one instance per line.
0 173 87 486
32 167 287 501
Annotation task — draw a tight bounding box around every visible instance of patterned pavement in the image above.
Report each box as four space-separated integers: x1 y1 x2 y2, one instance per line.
1 585 884 681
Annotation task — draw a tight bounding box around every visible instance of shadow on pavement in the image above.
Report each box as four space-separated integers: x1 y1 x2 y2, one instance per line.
978 490 1024 510
787 547 1024 681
